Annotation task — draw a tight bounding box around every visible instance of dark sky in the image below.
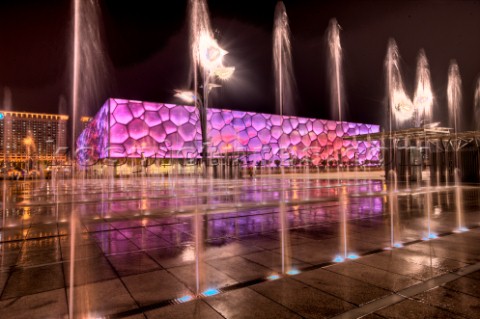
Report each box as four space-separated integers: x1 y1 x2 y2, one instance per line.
0 0 479 129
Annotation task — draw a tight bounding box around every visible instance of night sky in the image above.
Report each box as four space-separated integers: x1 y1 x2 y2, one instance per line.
0 0 479 129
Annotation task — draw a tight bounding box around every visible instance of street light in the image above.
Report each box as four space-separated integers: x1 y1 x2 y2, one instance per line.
176 33 234 173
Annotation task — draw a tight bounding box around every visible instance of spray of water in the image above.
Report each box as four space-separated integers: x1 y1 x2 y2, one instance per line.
447 60 465 232
414 50 435 238
70 0 112 316
187 0 214 294
414 50 434 126
327 18 345 122
447 61 462 133
71 0 112 156
273 2 297 116
474 76 480 131
385 39 413 128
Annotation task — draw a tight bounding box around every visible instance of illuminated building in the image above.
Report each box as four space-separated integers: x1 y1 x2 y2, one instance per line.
0 110 69 166
77 98 381 166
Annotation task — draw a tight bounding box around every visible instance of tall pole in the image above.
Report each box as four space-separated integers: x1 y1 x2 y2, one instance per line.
201 70 209 176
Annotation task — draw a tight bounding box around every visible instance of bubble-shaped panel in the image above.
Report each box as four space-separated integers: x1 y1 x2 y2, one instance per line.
232 118 245 131
144 102 162 111
290 118 299 130
327 131 337 142
144 111 163 127
113 104 134 125
165 132 184 150
258 128 271 144
211 113 225 130
123 138 137 155
110 123 129 144
238 131 249 145
170 107 190 126
279 134 290 149
220 125 237 143
150 125 166 143
248 137 262 151
301 135 311 147
138 136 158 157
252 114 267 131
327 121 337 131
128 119 149 140
290 131 301 145
282 120 293 134
223 112 233 124
246 127 257 138
130 103 145 118
179 123 197 141
271 127 283 140
232 110 246 118
160 107 170 121
313 120 324 135
163 121 177 134
271 115 283 126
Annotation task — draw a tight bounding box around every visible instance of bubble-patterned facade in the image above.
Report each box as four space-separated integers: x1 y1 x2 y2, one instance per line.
77 98 381 164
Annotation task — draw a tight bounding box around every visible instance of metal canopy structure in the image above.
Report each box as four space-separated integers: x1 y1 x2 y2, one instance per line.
346 127 480 148
345 126 480 183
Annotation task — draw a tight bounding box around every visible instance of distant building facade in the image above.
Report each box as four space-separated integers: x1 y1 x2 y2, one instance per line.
0 110 69 166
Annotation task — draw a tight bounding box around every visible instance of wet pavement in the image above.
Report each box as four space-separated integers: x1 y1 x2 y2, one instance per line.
0 176 480 318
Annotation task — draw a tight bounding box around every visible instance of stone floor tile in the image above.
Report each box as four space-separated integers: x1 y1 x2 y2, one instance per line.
2 264 64 299
0 288 67 319
206 287 302 319
146 300 224 319
206 256 271 282
443 276 480 298
122 270 190 306
413 286 480 318
63 256 116 286
355 253 446 281
68 278 137 317
375 298 465 319
168 263 237 292
107 251 161 276
252 277 355 318
326 261 420 292
295 268 391 306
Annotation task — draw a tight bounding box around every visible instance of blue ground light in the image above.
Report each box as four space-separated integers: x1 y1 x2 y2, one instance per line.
202 289 220 297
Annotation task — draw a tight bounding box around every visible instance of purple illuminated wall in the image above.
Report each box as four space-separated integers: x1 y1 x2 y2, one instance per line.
77 98 380 164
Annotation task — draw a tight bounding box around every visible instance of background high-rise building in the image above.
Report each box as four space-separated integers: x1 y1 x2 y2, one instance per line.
0 110 69 167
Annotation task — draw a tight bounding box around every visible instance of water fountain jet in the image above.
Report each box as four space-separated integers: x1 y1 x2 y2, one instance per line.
447 61 465 233
273 1 297 116
327 18 344 122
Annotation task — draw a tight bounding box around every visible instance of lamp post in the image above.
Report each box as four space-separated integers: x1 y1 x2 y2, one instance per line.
175 33 234 175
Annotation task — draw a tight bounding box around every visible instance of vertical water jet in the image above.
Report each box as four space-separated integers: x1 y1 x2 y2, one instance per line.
447 60 465 232
273 2 297 116
327 18 344 122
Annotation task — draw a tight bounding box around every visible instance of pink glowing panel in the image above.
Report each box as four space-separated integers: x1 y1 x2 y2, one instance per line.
144 111 162 127
110 123 129 144
211 113 225 130
113 104 134 125
77 98 381 164
128 119 149 140
170 106 190 126
179 123 198 141
130 103 145 118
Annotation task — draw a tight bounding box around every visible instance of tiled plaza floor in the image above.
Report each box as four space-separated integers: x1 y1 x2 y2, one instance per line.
1 176 479 318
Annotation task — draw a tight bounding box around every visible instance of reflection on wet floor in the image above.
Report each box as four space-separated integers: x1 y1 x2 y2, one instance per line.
1 177 480 318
